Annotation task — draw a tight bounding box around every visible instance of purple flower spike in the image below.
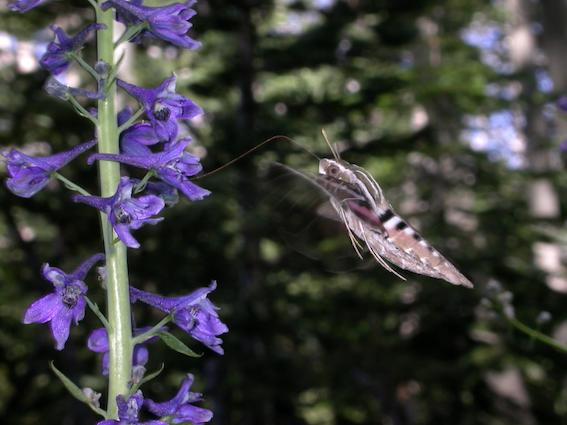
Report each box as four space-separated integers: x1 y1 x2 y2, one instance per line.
101 0 201 50
9 0 46 12
145 374 213 424
130 281 228 354
97 391 167 425
88 139 210 201
73 177 165 249
40 24 105 75
1 139 97 198
23 253 104 350
117 75 202 142
88 327 161 375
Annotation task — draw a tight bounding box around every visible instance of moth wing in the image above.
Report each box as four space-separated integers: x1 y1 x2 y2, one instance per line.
316 201 341 222
367 225 473 288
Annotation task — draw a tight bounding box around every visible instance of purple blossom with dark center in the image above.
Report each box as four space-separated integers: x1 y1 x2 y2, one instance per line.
40 24 104 75
145 374 213 424
101 0 201 50
72 177 165 249
87 139 210 201
117 75 202 142
9 0 46 12
1 139 96 198
88 327 161 375
23 253 104 350
97 391 166 425
130 281 228 354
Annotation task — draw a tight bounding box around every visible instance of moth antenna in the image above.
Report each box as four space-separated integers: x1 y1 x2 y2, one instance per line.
192 135 320 180
321 128 340 160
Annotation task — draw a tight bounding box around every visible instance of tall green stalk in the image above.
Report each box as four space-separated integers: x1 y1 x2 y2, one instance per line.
96 4 133 418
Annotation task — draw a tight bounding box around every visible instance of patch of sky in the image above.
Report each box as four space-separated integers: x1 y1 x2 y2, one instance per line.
461 16 513 74
535 68 553 93
0 28 50 72
462 110 526 169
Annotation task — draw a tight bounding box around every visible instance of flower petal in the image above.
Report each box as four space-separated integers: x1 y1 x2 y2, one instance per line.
173 404 213 424
23 293 61 324
50 307 74 350
87 328 109 352
113 222 141 249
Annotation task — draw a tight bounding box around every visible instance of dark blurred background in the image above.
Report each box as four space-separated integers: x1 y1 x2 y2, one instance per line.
1 0 567 424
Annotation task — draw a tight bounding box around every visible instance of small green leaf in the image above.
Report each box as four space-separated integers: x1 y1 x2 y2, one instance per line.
85 296 110 329
158 332 202 358
50 362 89 403
50 362 107 417
130 364 165 395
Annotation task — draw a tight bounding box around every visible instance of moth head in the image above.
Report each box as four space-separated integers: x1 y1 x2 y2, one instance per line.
319 159 357 184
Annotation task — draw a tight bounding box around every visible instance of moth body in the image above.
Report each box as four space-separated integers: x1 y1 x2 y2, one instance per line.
318 158 472 288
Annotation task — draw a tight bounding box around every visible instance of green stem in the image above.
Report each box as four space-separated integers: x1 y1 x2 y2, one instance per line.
87 0 100 12
117 107 145 133
53 172 92 196
133 170 156 194
69 52 99 81
132 314 173 345
68 95 98 125
507 317 567 354
96 6 133 418
113 23 146 48
106 53 125 91
85 296 110 330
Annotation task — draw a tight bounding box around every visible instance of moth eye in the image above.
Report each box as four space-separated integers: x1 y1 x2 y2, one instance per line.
328 165 339 176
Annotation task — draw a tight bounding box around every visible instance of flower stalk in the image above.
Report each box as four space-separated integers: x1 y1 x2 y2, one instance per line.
96 3 133 418
8 1 221 422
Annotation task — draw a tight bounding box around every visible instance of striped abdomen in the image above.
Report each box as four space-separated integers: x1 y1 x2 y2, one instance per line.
347 201 472 287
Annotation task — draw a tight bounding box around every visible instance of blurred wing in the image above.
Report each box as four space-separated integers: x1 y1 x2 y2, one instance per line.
316 201 341 222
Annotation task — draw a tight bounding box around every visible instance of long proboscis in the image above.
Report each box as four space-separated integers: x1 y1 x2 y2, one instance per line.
192 135 321 180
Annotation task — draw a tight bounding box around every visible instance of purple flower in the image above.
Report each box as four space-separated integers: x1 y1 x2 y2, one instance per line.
144 181 179 206
23 253 104 350
88 327 161 376
45 76 104 101
118 107 160 155
101 0 201 50
97 391 166 425
117 75 202 142
130 281 228 354
145 374 213 424
87 139 210 201
40 24 104 75
9 0 46 12
1 139 97 198
73 177 165 249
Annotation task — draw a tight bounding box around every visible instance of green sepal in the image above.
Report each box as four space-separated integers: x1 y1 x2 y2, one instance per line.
129 363 165 395
50 362 107 417
158 331 202 358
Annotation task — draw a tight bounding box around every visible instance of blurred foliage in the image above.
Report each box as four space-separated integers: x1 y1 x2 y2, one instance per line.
1 0 567 424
